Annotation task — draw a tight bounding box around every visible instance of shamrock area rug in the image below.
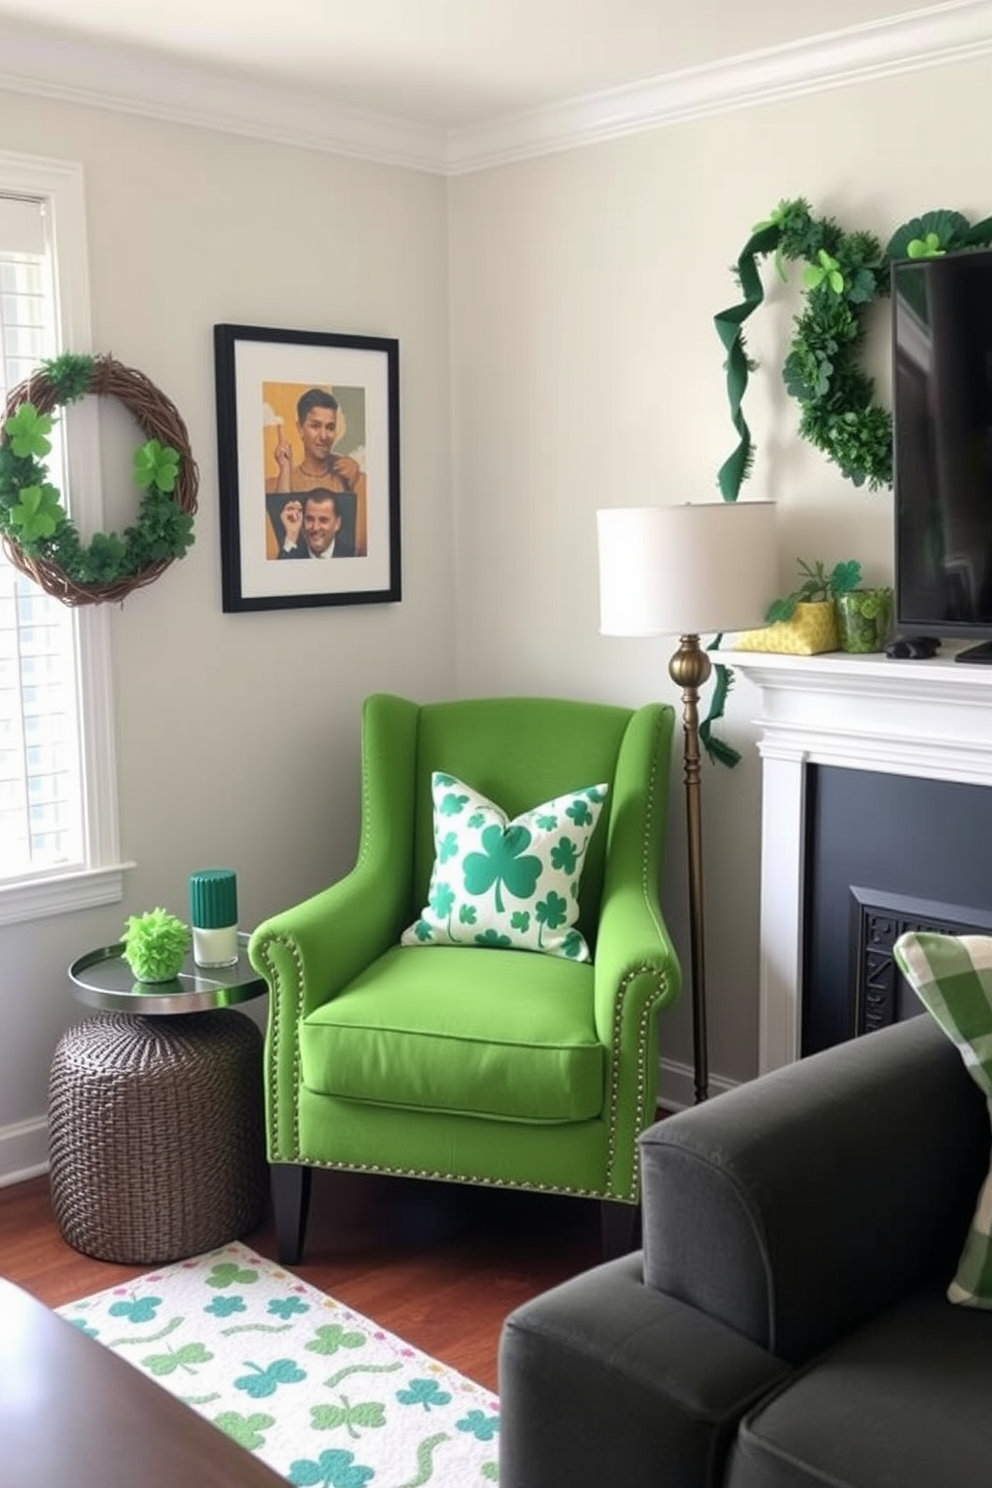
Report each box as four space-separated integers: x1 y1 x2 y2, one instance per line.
56 1241 499 1487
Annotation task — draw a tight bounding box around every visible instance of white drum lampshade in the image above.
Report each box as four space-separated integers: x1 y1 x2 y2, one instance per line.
596 501 778 638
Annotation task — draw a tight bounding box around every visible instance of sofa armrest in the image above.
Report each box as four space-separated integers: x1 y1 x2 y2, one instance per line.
639 1014 989 1364
499 1253 789 1488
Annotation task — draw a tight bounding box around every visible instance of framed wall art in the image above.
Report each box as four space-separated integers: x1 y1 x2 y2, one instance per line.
213 324 401 611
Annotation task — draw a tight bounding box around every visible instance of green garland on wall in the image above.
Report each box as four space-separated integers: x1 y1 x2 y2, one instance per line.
701 198 992 766
714 197 992 500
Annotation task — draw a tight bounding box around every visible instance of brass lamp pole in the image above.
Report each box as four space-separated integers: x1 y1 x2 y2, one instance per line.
668 634 711 1104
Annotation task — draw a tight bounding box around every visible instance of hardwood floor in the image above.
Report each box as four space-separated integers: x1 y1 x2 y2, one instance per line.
0 1168 605 1394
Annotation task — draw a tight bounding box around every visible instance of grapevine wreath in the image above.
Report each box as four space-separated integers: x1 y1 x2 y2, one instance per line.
699 199 992 766
0 352 198 605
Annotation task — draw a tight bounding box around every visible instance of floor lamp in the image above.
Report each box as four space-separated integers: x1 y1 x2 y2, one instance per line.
596 501 778 1103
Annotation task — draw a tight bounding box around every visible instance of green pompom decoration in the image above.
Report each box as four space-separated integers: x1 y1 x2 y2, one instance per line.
121 908 191 983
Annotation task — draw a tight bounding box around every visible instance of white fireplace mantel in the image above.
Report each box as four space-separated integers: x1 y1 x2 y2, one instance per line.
729 646 992 1074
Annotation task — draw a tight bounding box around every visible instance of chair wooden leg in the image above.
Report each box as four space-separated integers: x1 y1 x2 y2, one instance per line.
600 1199 641 1261
271 1163 312 1265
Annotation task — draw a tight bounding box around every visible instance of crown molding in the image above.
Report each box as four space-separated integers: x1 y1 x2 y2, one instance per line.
0 2 989 177
0 23 447 174
445 0 992 172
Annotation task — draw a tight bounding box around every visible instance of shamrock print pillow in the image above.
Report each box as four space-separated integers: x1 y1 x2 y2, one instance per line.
401 772 609 960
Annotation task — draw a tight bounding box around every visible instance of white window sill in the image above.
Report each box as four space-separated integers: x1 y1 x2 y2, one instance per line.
0 861 136 927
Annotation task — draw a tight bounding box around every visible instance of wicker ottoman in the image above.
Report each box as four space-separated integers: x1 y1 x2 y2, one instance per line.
49 1009 267 1264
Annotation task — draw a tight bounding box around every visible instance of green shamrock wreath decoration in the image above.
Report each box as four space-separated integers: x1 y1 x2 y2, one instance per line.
714 198 992 500
0 352 198 605
699 199 992 767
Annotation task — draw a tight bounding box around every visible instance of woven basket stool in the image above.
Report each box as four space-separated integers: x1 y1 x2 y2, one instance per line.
48 1010 267 1264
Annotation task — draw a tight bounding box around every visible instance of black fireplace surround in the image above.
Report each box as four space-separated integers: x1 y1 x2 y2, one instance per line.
802 764 992 1055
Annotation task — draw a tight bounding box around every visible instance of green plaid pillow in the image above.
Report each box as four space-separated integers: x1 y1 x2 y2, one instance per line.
893 930 992 1307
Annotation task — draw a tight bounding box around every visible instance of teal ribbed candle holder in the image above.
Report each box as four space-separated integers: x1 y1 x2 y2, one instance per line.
189 868 238 968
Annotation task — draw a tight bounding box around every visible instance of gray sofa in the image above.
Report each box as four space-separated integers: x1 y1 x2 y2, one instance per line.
499 1013 992 1488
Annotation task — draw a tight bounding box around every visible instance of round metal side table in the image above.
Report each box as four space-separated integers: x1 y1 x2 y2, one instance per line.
49 935 268 1265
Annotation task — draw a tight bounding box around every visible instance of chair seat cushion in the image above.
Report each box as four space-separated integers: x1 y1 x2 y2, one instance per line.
728 1286 992 1488
299 945 603 1121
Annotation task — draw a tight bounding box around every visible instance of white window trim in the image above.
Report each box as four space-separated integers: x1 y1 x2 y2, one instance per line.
0 150 132 927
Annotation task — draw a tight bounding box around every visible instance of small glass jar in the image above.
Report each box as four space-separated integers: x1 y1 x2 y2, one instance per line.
189 868 239 968
835 588 894 654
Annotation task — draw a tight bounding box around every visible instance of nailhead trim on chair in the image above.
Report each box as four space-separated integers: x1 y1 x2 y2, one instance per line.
254 932 305 1159
275 1158 615 1198
604 705 672 1199
604 966 670 1200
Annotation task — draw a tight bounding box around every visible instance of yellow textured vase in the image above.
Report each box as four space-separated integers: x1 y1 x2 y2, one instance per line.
734 601 839 656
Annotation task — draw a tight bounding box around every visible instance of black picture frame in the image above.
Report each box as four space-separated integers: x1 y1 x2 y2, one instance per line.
213 324 400 611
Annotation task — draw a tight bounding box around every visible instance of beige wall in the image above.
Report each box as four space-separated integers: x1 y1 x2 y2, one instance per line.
3 48 990 1176
0 90 455 1176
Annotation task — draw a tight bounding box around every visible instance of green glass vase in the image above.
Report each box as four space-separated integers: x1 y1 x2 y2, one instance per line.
834 587 893 653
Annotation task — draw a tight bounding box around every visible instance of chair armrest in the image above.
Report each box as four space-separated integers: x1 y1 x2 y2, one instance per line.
639 1014 990 1363
499 1253 789 1488
594 886 681 1014
251 867 410 1161
593 893 681 1198
249 866 396 1013
590 701 682 1198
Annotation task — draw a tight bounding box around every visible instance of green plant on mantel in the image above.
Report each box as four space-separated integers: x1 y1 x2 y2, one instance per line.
765 557 862 623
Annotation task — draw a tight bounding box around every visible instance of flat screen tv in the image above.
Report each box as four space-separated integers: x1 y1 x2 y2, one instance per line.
893 248 992 662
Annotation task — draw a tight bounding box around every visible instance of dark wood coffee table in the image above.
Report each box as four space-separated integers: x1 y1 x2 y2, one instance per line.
0 1277 286 1487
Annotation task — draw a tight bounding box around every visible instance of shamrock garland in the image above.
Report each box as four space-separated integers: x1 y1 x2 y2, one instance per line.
715 198 992 499
0 351 196 601
701 200 992 766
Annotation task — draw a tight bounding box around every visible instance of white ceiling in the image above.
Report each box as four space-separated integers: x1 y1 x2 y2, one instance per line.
0 0 957 131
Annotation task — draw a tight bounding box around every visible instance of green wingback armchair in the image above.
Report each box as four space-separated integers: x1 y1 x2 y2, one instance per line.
249 693 681 1263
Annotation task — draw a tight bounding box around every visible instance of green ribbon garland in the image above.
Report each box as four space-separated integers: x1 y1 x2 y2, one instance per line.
713 221 784 504
699 220 784 766
699 650 740 767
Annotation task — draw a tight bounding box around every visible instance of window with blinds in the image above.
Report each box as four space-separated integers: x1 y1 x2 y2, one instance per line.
0 195 85 881
0 160 125 925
